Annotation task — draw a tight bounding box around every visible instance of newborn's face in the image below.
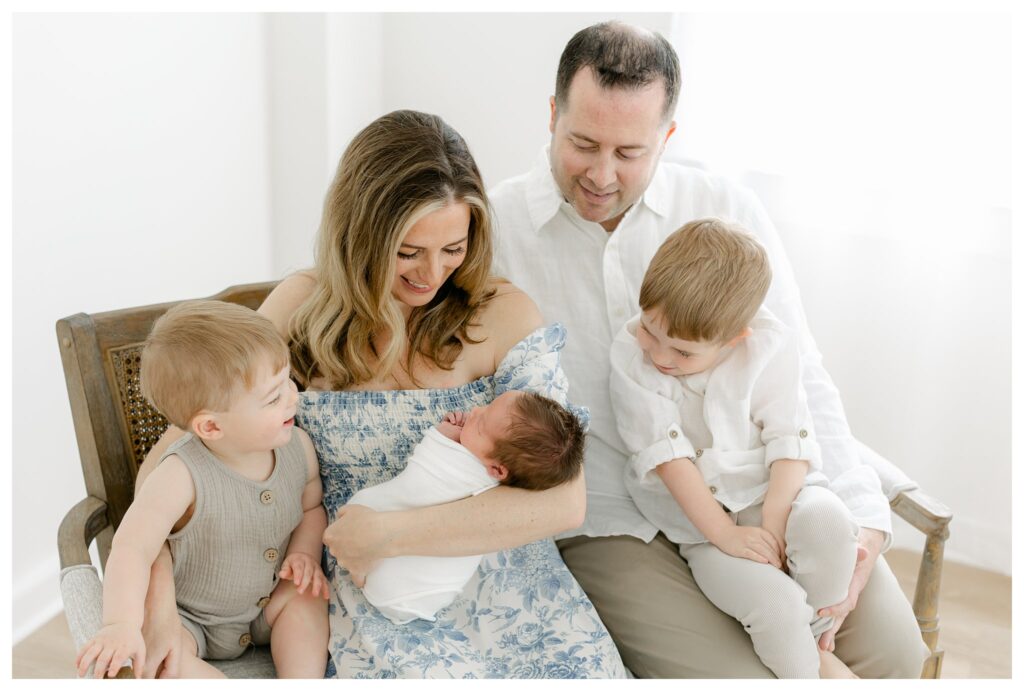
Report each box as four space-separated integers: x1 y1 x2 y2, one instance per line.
459 390 523 462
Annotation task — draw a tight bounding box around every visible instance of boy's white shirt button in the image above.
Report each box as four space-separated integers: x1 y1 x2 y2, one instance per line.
263 548 278 562
260 490 274 504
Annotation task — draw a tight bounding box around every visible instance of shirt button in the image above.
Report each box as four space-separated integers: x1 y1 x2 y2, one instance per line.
257 596 271 608
263 548 278 562
260 490 274 505
709 486 718 494
669 430 679 439
239 633 252 647
695 449 703 457
799 429 809 438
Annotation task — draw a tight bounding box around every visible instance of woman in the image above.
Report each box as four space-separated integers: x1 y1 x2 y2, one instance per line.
138 110 625 679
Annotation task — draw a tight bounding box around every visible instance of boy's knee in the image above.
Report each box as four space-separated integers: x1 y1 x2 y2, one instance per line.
789 488 857 549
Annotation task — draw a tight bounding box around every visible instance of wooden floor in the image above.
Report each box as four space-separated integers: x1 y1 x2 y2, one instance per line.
12 549 1010 678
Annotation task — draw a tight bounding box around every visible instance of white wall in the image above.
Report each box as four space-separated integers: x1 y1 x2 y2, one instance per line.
12 13 274 641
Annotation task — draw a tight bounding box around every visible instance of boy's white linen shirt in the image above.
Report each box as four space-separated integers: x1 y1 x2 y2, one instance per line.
489 147 895 546
610 309 830 544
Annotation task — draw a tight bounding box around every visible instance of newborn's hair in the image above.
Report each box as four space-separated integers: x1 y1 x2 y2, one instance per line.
491 392 585 490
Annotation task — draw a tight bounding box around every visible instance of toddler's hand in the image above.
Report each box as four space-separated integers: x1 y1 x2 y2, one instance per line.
713 525 783 569
760 510 790 572
279 552 330 600
75 622 146 679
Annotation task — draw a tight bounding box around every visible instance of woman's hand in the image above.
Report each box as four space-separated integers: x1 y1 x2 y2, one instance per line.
323 504 388 588
816 528 883 651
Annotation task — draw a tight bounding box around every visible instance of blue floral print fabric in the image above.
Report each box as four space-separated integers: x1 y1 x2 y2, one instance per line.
295 323 625 679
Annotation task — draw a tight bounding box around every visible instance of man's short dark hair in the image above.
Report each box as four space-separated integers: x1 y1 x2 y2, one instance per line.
555 21 680 122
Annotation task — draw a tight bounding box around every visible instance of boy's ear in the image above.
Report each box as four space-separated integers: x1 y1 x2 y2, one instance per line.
549 96 558 134
191 413 223 441
725 326 753 348
486 462 509 482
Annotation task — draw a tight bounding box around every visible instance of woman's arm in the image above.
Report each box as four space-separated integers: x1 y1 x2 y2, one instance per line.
326 474 586 585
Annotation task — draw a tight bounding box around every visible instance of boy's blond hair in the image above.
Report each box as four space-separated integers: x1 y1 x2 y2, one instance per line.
140 300 289 429
639 218 771 343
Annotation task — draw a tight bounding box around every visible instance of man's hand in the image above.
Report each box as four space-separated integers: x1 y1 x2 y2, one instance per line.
76 622 146 679
323 504 387 588
279 552 331 599
711 525 784 569
817 527 885 651
438 411 467 442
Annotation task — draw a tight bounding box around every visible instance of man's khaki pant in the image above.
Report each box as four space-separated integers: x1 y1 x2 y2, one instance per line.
558 524 930 678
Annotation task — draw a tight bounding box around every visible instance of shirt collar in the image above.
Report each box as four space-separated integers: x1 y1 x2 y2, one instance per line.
525 145 671 233
524 145 564 232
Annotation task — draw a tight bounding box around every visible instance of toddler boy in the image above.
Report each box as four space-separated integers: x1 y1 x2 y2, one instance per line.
76 300 329 678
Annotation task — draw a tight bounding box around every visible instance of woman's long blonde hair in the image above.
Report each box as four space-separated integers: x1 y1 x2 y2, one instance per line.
288 110 495 389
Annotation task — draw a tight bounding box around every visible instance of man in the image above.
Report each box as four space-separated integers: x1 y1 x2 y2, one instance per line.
489 20 929 678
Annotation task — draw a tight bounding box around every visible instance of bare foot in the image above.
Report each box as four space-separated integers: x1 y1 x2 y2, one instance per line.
819 648 859 678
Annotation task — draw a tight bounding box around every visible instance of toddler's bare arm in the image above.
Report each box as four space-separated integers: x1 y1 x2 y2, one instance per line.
279 428 329 599
76 456 194 677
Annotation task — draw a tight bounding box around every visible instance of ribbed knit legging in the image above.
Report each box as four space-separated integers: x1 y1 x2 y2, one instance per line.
678 485 859 678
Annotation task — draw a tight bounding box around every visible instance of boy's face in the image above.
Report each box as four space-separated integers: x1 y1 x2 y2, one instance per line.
207 360 299 453
636 308 732 377
459 390 523 463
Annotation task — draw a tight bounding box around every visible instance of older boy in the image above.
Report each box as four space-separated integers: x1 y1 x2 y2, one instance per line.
610 219 860 677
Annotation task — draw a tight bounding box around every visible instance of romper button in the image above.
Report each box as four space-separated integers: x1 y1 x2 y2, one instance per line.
260 490 274 504
695 449 703 457
669 430 679 439
239 633 252 647
799 429 808 438
264 548 278 562
709 486 718 494
257 596 271 608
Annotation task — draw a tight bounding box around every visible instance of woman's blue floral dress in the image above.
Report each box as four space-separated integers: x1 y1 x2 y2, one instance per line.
296 324 626 679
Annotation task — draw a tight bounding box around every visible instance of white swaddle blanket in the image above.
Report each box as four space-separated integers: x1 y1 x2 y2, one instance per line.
347 427 498 624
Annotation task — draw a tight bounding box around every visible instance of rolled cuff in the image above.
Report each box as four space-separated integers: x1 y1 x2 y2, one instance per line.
764 434 822 472
630 422 696 481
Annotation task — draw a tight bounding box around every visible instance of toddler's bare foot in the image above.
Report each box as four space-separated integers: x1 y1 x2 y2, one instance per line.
819 647 858 678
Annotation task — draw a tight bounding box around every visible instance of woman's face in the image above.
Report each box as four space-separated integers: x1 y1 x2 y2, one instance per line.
391 202 471 311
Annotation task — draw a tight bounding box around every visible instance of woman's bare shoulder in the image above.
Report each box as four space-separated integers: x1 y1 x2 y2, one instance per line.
477 278 544 364
259 270 317 336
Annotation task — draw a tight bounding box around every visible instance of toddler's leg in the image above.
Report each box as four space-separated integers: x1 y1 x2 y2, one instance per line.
681 542 820 678
174 623 226 679
785 486 860 636
819 648 859 678
265 577 329 678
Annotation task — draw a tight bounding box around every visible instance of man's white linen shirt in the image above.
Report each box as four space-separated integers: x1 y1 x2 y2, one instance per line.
610 309 830 545
489 146 894 545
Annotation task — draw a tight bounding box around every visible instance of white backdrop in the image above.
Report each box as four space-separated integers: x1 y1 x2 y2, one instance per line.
11 11 1011 641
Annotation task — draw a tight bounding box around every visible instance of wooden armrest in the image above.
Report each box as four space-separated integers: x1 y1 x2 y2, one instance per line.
888 487 952 677
889 488 952 538
58 496 110 570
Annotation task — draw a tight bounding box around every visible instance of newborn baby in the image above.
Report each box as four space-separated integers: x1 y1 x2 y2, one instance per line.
347 389 585 624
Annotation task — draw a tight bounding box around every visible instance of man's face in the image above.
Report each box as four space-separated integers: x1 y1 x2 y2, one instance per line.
548 66 676 232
